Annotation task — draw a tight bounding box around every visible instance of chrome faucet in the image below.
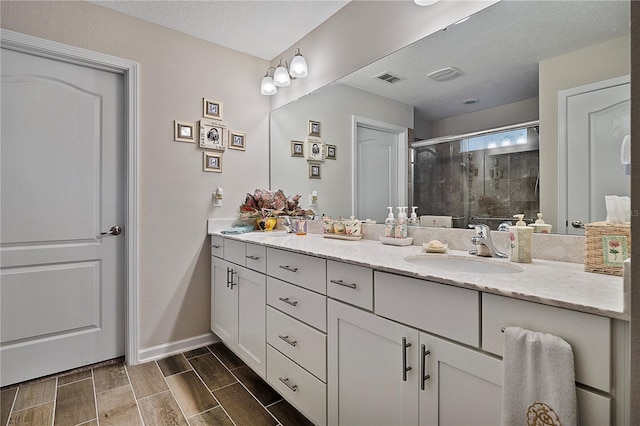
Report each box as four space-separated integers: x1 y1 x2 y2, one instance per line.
282 216 295 233
469 224 508 258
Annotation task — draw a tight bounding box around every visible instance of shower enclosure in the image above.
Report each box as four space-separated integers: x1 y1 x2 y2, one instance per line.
412 123 540 230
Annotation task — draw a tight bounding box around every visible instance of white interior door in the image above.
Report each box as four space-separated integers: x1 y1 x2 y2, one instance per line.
560 77 630 235
354 119 407 223
1 47 126 386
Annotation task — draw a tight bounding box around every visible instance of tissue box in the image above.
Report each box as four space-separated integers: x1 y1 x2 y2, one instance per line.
584 221 631 276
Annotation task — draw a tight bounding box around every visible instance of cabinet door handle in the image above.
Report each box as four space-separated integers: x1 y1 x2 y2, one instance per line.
278 297 298 307
329 279 357 289
278 335 298 347
246 255 260 261
279 265 298 273
279 377 298 392
420 344 431 390
226 267 231 288
229 270 238 289
402 337 412 382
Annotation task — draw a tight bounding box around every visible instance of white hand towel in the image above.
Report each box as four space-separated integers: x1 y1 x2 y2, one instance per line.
501 327 577 426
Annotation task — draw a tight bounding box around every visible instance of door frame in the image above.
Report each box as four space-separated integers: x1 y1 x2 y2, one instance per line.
1 29 140 365
351 116 408 217
557 74 630 234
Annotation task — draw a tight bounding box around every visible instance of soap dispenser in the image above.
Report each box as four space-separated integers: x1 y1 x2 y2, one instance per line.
509 214 532 263
384 207 396 238
533 213 552 233
409 206 419 226
395 207 408 239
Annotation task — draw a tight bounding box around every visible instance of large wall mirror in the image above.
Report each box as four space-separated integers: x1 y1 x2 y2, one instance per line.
270 1 630 233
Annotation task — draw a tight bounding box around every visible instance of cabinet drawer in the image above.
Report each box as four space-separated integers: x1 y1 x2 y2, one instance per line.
267 345 326 426
374 271 480 347
210 235 224 258
482 294 611 392
267 277 326 332
224 239 246 266
577 387 611 426
267 248 326 294
245 243 266 273
327 260 373 311
267 306 326 382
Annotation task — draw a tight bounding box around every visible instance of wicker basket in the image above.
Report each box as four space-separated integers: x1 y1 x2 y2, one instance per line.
584 221 631 276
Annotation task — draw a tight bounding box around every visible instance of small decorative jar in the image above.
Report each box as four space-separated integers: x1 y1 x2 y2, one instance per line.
256 217 277 231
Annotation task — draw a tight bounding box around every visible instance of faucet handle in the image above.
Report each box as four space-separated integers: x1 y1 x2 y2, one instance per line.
469 223 490 237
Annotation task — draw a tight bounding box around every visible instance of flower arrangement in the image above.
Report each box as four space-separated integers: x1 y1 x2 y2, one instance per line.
238 189 312 223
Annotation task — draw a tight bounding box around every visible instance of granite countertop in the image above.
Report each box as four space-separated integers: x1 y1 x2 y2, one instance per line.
208 225 627 321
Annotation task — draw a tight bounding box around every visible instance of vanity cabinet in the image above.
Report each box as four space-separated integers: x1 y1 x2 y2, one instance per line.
210 235 628 425
327 299 502 426
210 241 266 377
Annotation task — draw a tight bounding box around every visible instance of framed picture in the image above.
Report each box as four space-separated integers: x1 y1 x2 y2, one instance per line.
229 130 246 151
326 144 337 160
308 120 321 137
174 120 195 143
306 137 324 162
203 98 223 120
309 163 321 179
203 151 222 173
291 140 304 157
199 120 226 151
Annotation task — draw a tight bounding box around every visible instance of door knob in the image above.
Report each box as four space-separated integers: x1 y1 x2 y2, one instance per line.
571 220 585 229
100 225 122 236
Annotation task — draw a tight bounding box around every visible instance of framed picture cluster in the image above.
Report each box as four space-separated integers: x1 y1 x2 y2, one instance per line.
288 120 337 179
173 97 247 173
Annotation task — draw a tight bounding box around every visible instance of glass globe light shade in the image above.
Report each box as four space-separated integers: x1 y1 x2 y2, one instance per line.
289 52 308 78
273 64 291 87
260 75 277 95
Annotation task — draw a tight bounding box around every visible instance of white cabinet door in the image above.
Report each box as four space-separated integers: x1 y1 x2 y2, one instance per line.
419 332 502 426
211 257 236 345
328 299 419 426
211 255 266 377
236 266 266 377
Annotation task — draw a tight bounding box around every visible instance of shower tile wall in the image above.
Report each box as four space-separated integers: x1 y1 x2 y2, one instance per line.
414 143 539 229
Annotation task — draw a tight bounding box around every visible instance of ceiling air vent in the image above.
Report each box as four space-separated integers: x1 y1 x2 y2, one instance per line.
374 71 406 84
427 66 462 81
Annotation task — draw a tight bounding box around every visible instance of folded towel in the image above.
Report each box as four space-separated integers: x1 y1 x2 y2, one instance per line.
501 327 577 426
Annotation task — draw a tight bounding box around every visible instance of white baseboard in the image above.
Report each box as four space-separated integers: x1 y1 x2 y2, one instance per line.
137 333 220 364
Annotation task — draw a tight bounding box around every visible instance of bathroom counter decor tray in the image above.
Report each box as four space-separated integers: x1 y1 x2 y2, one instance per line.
323 233 363 241
379 236 413 246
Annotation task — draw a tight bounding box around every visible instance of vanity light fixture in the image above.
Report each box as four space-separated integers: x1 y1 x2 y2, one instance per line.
260 67 277 95
261 48 309 95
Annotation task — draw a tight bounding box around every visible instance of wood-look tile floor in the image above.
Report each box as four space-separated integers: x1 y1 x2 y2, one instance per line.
1 343 314 426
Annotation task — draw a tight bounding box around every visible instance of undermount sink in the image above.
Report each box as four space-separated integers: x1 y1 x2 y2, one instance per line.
404 254 524 275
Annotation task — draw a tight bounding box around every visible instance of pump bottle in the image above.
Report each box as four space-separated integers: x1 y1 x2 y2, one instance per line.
395 207 408 238
384 207 396 238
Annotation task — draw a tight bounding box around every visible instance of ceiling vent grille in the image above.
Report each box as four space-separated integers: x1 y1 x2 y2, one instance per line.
427 66 462 81
374 71 406 84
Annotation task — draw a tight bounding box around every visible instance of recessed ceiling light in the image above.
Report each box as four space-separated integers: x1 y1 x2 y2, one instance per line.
462 98 479 105
414 0 439 5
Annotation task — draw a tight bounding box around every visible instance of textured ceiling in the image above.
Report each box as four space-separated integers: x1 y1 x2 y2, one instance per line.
90 0 350 60
338 0 630 124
